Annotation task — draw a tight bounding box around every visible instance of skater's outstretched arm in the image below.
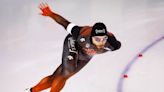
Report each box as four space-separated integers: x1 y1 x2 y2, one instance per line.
39 3 70 29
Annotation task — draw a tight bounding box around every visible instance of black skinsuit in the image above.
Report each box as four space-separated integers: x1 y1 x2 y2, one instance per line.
61 25 121 76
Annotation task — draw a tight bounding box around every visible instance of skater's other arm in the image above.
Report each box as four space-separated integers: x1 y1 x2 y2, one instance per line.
39 3 89 40
39 3 70 29
107 32 121 51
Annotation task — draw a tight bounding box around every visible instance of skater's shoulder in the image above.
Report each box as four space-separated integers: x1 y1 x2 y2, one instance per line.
107 31 114 36
80 26 92 37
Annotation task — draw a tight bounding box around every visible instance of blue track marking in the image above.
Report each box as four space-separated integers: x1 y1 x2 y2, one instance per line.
117 36 164 92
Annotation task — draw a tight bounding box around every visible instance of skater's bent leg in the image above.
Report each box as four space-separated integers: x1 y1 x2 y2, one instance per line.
49 35 79 92
50 76 67 92
31 75 53 92
31 65 62 92
50 69 76 92
50 65 77 92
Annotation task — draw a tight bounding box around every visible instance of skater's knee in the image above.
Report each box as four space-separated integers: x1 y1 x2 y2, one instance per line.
42 75 54 84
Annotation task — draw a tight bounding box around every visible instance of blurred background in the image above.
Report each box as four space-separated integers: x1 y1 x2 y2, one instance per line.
0 0 164 92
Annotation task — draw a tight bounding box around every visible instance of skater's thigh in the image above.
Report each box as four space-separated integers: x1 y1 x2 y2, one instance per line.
61 34 78 73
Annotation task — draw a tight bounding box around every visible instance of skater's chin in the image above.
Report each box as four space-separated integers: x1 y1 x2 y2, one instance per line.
96 45 105 49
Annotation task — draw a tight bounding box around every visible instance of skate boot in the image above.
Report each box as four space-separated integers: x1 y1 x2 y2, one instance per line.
25 88 32 92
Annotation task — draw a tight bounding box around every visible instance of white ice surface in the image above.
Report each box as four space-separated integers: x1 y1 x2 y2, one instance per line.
0 0 164 92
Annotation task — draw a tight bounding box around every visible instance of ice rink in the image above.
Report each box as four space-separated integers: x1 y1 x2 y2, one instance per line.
0 0 164 92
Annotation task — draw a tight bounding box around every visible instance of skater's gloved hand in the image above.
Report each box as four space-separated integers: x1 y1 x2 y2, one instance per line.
39 3 53 16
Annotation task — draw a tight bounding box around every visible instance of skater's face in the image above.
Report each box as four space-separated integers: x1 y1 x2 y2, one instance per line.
92 35 108 49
